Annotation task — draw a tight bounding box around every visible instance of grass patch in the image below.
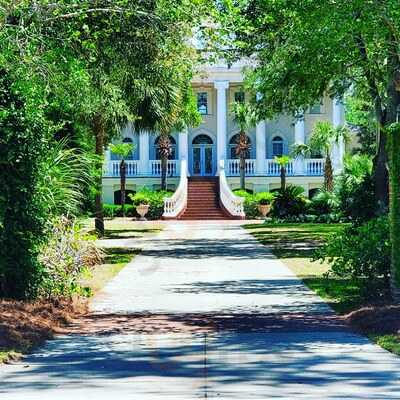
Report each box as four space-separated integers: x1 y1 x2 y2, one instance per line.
80 247 140 295
369 335 400 356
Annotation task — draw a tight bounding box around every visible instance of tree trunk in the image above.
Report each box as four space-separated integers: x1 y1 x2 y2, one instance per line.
93 115 105 237
280 166 286 191
120 159 126 217
325 155 334 192
386 51 400 301
240 155 246 190
161 156 168 190
373 113 389 213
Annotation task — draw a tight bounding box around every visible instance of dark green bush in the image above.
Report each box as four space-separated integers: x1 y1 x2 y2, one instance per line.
337 173 377 224
314 216 390 291
103 204 135 218
270 186 307 218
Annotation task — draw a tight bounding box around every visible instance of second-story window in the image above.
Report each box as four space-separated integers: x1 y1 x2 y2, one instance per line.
197 92 208 115
234 91 245 104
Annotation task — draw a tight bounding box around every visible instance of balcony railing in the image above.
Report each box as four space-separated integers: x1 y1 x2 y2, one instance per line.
150 160 178 176
306 158 326 176
266 159 294 176
227 159 256 176
104 158 325 177
104 160 139 177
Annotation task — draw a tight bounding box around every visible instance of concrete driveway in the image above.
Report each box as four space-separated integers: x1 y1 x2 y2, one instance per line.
1 221 400 399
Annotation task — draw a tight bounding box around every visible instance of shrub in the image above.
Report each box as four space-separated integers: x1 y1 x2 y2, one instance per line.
103 204 135 218
255 192 275 205
270 185 307 219
314 216 390 291
39 217 103 298
129 189 173 220
233 190 274 218
307 189 340 216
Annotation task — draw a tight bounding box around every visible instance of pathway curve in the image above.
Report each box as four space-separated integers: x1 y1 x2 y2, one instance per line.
1 221 400 399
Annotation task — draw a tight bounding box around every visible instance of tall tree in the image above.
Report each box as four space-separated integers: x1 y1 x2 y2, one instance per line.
231 102 254 190
216 0 400 298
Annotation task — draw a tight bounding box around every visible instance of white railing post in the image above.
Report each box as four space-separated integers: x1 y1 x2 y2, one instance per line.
219 160 245 218
162 160 188 219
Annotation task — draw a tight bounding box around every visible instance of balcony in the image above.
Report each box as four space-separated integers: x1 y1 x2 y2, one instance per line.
104 160 179 177
226 158 325 177
104 158 325 177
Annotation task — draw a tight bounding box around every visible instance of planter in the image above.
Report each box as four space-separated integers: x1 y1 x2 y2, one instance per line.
258 204 271 218
136 204 150 221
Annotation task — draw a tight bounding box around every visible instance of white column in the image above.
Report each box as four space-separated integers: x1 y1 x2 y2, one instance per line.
214 80 229 171
256 120 266 174
332 98 345 173
139 131 150 175
294 114 305 175
179 128 188 161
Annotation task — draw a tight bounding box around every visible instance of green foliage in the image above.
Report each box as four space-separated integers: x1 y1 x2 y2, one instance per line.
38 218 103 298
336 155 377 223
234 190 274 217
103 204 135 219
129 189 173 220
315 217 390 292
274 155 291 167
0 72 50 300
256 192 275 205
270 186 307 219
308 189 340 216
40 140 94 217
109 143 134 159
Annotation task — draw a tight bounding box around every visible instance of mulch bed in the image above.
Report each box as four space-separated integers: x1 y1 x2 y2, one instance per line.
0 297 87 363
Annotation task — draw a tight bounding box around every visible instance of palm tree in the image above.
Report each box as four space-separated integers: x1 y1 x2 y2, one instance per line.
292 121 348 191
156 133 172 190
232 102 256 190
274 155 292 191
109 142 134 217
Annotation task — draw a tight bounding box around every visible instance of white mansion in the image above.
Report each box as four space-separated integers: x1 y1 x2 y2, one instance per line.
102 60 346 219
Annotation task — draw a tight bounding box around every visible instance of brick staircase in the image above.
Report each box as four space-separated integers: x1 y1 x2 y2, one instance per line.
180 177 231 220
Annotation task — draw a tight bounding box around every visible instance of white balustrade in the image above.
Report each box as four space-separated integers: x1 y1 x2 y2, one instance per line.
219 160 245 218
266 159 294 176
226 159 256 176
306 158 325 176
150 160 178 176
163 160 188 219
104 160 139 177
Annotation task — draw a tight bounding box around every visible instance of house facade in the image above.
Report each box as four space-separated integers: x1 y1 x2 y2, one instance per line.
102 60 345 206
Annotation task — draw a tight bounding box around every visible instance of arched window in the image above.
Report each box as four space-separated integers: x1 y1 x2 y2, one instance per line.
155 135 177 160
272 136 284 157
192 134 213 145
229 133 251 159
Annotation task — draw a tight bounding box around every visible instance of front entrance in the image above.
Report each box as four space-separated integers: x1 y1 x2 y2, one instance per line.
191 134 215 176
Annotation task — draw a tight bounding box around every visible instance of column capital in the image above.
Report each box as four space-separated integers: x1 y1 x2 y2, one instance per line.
214 80 230 90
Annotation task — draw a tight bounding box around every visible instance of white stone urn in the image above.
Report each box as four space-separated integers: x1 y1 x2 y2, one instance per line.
258 204 271 218
136 204 150 221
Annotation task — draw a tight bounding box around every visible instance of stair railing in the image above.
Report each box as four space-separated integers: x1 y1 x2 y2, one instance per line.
162 159 188 219
218 160 245 218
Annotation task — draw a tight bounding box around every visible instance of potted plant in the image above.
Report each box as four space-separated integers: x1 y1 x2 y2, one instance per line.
131 193 150 221
256 192 275 218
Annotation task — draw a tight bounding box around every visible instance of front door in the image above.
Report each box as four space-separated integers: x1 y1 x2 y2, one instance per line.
192 145 214 176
